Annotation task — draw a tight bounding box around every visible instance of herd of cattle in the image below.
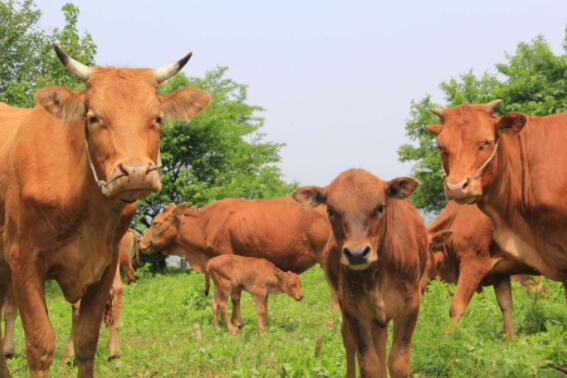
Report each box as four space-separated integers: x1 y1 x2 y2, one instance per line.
0 45 565 377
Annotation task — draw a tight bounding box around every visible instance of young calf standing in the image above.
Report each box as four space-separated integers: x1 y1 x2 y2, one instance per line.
293 169 427 378
205 255 303 335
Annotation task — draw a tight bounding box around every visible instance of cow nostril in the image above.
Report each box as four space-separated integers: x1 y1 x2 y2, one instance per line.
118 163 129 176
146 163 158 175
362 246 370 256
462 180 469 189
343 248 352 257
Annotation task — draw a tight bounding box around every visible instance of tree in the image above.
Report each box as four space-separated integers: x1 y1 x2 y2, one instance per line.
135 66 296 228
0 1 95 107
399 34 567 212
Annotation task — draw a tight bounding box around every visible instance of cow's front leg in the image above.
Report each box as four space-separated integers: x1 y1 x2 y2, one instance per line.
74 258 117 378
445 257 491 335
340 317 356 378
388 301 419 378
10 253 54 378
63 301 80 363
344 313 382 378
254 294 268 336
3 288 17 359
0 258 12 378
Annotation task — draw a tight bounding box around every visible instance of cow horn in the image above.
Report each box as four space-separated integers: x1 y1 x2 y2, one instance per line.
53 44 92 81
431 107 445 118
485 99 503 111
153 52 193 84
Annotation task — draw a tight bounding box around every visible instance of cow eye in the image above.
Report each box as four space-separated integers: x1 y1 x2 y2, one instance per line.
327 207 336 218
372 203 385 217
88 115 98 124
479 140 491 150
156 116 163 124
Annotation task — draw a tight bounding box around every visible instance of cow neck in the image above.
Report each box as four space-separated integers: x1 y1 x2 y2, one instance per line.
479 133 525 222
175 210 208 255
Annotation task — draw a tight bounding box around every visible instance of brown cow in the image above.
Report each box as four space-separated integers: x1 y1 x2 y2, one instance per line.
0 45 210 377
204 255 303 335
139 197 331 327
428 201 545 339
2 229 139 360
426 101 567 282
293 169 428 378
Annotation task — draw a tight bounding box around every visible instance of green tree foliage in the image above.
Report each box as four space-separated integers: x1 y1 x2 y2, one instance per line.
399 34 567 212
136 67 296 227
0 1 95 106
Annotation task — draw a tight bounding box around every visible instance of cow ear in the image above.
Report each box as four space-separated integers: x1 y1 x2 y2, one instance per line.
35 85 85 123
386 177 419 199
429 230 453 250
292 186 327 208
426 124 443 136
175 202 188 213
496 112 526 135
160 87 211 121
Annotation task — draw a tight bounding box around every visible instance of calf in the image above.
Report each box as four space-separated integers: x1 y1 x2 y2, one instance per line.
205 255 303 336
293 169 427 378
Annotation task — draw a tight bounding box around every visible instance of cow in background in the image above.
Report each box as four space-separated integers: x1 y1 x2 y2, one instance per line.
205 255 303 335
427 201 557 339
0 45 210 377
293 169 428 378
139 197 332 328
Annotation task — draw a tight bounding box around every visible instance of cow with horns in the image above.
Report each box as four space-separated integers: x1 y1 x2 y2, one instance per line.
0 45 210 377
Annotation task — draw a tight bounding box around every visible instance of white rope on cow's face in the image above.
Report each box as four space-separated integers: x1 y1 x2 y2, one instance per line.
83 120 162 195
439 141 499 184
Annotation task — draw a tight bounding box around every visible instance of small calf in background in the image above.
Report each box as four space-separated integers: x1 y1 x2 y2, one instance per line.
205 255 303 335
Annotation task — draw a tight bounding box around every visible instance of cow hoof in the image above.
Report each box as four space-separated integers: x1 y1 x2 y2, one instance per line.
107 354 120 361
238 323 245 329
62 357 77 366
3 352 14 359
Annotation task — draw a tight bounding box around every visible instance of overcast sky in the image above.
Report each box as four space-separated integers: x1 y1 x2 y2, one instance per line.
36 0 567 186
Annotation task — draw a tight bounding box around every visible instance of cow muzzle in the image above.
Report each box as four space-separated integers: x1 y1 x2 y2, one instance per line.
103 159 161 201
444 177 482 204
341 244 375 270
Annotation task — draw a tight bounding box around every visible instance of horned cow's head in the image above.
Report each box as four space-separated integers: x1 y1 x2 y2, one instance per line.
36 44 211 202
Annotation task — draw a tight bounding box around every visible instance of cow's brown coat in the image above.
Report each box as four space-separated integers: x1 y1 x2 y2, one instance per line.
293 169 427 378
205 254 303 335
0 47 209 377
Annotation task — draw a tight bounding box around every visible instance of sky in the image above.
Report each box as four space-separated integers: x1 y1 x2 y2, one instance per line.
36 0 567 186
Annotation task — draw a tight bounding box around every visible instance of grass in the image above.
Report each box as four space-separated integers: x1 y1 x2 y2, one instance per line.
5 267 567 377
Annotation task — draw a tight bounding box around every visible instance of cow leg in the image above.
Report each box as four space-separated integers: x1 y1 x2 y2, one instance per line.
340 318 356 378
388 304 419 378
326 290 339 330
0 259 12 378
211 291 220 329
106 266 123 360
370 322 388 378
345 315 380 378
3 289 16 358
215 286 236 335
445 258 490 335
230 288 242 328
563 282 567 304
254 294 269 336
74 258 117 378
494 277 514 340
63 301 80 362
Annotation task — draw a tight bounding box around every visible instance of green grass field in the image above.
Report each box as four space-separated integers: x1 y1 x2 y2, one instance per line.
5 267 567 377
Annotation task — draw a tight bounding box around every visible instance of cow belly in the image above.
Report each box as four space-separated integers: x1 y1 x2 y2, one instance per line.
494 226 566 281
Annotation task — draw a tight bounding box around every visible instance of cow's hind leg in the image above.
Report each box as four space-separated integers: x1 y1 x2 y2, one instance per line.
3 288 16 359
230 288 242 328
0 258 12 378
494 277 514 340
74 259 117 378
214 283 236 335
